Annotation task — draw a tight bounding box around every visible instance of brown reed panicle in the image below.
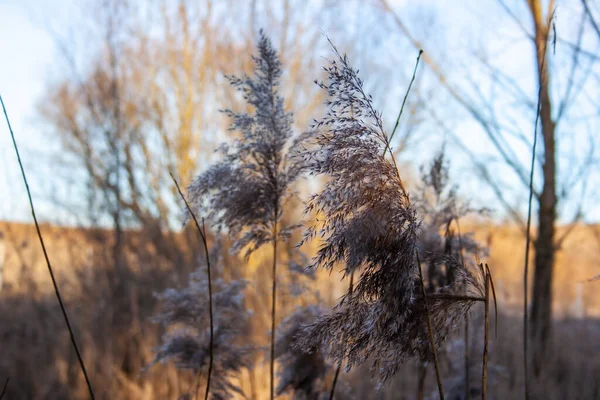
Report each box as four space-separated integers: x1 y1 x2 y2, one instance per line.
148 263 252 400
296 42 487 384
187 30 305 400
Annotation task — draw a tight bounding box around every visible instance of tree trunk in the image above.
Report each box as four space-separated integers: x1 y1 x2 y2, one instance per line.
527 0 556 377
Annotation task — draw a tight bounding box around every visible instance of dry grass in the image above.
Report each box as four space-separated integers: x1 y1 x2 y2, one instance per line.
0 220 599 399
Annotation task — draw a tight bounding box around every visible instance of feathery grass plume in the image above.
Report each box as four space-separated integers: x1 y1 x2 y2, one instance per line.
149 263 252 400
415 150 487 290
188 30 301 400
275 305 333 400
188 30 300 255
297 43 485 383
415 150 483 236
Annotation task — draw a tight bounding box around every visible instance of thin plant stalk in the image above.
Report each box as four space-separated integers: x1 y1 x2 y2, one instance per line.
488 266 498 338
465 314 470 400
329 272 355 400
169 173 214 400
384 49 423 157
417 252 444 400
426 294 484 303
330 103 357 400
270 202 278 400
0 377 8 400
1 96 95 400
523 10 554 398
482 266 490 400
380 50 444 399
454 216 470 400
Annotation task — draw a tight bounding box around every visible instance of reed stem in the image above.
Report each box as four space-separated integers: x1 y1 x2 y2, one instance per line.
169 173 214 400
1 96 95 400
482 267 490 400
417 252 444 400
329 273 354 400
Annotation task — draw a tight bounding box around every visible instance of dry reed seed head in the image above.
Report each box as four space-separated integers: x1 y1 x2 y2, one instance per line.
415 149 487 233
187 30 302 258
275 305 332 399
414 150 489 294
149 268 252 400
298 43 484 382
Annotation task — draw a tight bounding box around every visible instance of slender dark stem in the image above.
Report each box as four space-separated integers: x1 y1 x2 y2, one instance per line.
0 377 8 400
482 267 490 400
523 12 553 397
487 265 498 338
378 47 439 398
329 272 354 400
454 217 465 266
1 96 95 400
465 315 470 400
384 49 423 157
417 252 444 400
426 294 485 302
200 218 214 400
270 203 278 400
169 173 214 400
329 349 343 400
455 216 470 400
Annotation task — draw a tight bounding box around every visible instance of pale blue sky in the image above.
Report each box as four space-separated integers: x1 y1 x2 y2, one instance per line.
1 0 599 226
1 0 58 221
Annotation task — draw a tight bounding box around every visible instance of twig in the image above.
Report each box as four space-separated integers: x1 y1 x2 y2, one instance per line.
482 266 490 400
581 0 600 40
1 95 95 400
417 252 445 400
487 265 498 338
384 49 423 157
329 272 354 400
0 377 8 400
169 173 214 400
270 202 279 400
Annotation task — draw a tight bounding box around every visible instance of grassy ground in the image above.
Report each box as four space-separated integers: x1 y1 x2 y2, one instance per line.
0 220 598 399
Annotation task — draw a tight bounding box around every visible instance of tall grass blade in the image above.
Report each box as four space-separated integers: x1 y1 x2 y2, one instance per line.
523 10 554 396
417 252 444 400
0 377 8 400
384 49 423 157
169 172 214 400
1 95 95 400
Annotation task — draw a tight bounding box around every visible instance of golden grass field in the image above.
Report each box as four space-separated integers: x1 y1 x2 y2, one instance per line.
0 219 599 399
